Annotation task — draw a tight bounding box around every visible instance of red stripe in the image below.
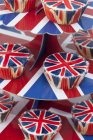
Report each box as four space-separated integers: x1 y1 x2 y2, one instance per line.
83 113 92 122
25 123 36 129
59 25 75 33
74 105 88 110
2 54 9 67
63 0 72 9
53 1 62 7
15 10 45 31
72 1 85 7
11 57 22 65
59 116 81 140
35 111 44 133
63 88 81 98
43 124 52 132
0 104 8 110
45 114 57 119
29 111 38 119
46 58 59 64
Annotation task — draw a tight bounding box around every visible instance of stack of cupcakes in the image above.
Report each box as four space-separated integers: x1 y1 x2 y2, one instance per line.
0 91 14 123
18 109 62 140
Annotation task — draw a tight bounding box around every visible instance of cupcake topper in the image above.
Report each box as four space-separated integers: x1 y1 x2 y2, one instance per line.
19 110 62 135
44 0 86 10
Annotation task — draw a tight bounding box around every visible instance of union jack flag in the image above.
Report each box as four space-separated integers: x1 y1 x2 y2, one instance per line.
43 52 88 89
73 29 93 58
0 92 14 122
0 43 32 79
72 99 93 135
19 110 61 140
44 0 86 10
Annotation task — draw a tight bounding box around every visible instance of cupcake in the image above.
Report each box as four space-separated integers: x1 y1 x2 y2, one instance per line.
0 43 32 79
41 0 88 24
4 0 41 12
72 99 93 135
43 52 89 89
0 92 14 123
18 109 62 140
73 29 93 59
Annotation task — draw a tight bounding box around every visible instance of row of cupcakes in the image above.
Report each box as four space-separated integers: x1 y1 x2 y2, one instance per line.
4 0 88 25
0 28 92 80
18 99 93 139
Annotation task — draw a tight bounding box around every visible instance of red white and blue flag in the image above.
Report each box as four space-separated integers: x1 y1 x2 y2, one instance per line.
0 0 92 34
44 0 86 10
44 52 87 77
0 43 31 68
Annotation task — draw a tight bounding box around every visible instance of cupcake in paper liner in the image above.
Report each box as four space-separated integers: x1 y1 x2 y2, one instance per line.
18 109 62 140
72 99 93 135
0 43 33 79
4 0 42 12
73 28 93 59
0 92 14 123
43 52 89 89
41 0 88 25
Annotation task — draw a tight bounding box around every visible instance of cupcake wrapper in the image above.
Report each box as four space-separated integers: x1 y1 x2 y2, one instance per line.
42 0 87 24
0 66 24 79
0 43 32 79
72 99 93 135
43 52 89 90
44 71 86 89
4 0 41 12
19 123 60 140
73 118 93 135
18 109 62 140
